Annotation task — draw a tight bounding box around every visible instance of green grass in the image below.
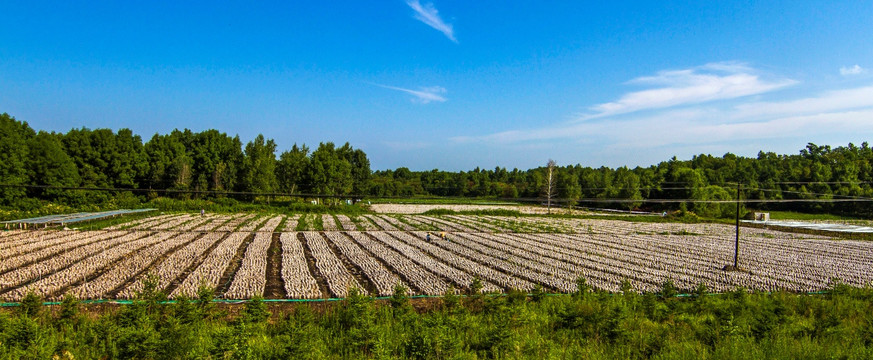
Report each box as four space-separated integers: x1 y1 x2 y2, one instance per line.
367 197 520 205
350 215 373 231
312 214 324 231
394 215 437 231
422 208 524 216
764 210 861 221
274 216 290 232
294 214 310 231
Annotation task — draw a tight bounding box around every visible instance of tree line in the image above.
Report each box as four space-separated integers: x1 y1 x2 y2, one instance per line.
2 112 871 217
0 113 370 207
371 147 873 218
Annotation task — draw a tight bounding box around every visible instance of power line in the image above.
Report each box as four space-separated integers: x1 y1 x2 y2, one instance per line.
0 184 365 199
754 188 873 200
771 181 873 185
511 197 873 204
3 183 872 204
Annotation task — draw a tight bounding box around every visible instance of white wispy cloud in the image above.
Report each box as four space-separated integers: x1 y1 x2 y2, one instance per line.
375 83 447 104
732 85 873 119
578 62 796 121
383 141 432 151
453 63 873 154
620 108 873 149
457 98 873 150
406 0 457 42
840 65 867 76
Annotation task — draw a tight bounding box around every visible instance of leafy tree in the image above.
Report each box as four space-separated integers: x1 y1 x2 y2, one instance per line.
658 280 678 300
556 170 581 207
612 167 643 210
308 142 353 199
524 171 545 198
61 128 147 189
276 143 310 194
345 146 372 196
26 131 80 200
189 130 244 192
160 131 194 195
241 134 278 194
144 131 191 191
671 167 706 211
694 185 740 218
0 113 34 205
112 128 149 188
61 127 101 187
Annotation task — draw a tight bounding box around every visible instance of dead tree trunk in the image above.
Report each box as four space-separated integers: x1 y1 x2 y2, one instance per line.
545 159 557 214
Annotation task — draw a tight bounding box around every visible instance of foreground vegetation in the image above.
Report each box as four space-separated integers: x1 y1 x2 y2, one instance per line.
2 282 872 359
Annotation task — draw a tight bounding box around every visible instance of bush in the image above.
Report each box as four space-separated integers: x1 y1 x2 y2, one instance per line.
659 280 679 300
58 294 80 323
390 284 411 312
531 284 547 303
339 288 375 352
18 292 43 318
242 295 270 324
507 288 527 305
575 277 591 297
442 286 460 313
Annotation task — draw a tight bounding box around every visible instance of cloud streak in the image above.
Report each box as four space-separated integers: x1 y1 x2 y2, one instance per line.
840 65 867 76
374 83 447 104
578 62 796 121
732 85 873 119
406 0 457 42
453 64 873 154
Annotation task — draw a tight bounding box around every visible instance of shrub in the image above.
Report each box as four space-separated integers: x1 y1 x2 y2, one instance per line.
390 284 410 312
18 292 43 318
242 295 271 324
442 286 460 312
530 284 547 303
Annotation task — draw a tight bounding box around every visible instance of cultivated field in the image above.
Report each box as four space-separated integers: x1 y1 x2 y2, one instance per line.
1 211 871 301
367 203 590 215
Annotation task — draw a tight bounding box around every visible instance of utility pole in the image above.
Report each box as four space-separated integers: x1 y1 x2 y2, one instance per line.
734 182 740 269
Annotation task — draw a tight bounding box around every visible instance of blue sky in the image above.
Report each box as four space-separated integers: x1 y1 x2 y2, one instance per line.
2 1 872 171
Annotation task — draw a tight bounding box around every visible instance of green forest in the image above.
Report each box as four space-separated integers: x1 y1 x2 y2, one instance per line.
2 112 872 218
2 281 872 359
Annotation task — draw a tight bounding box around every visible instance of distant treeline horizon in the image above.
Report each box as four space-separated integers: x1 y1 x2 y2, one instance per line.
2 112 872 218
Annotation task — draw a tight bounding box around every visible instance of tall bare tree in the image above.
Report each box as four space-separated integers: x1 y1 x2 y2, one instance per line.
544 159 557 214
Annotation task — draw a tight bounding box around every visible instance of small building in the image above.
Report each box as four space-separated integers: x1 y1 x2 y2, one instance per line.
753 212 770 221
